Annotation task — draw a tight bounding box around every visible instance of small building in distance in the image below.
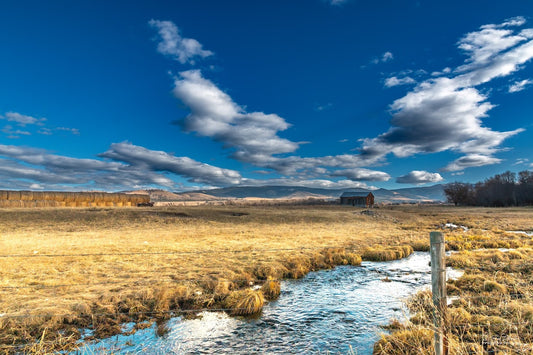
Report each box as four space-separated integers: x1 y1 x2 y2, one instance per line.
340 192 375 207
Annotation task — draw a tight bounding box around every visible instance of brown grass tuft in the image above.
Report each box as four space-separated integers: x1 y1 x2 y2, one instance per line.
373 328 433 354
483 280 507 293
409 239 430 251
361 245 413 261
261 278 281 300
1 205 532 351
224 289 265 316
345 252 362 266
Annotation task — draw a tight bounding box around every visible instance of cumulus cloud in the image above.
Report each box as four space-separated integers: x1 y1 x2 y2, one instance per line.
173 70 299 164
370 51 394 65
149 19 213 64
381 51 394 62
248 153 384 177
314 103 333 111
100 142 242 186
0 145 136 188
457 21 527 70
384 76 416 87
1 125 31 139
482 16 526 29
1 111 79 138
170 70 390 178
361 17 532 172
396 170 444 184
331 168 391 182
0 143 231 190
329 0 349 5
240 177 375 190
0 112 46 126
56 127 80 135
442 154 502 172
431 67 452 76
0 142 382 191
509 79 532 92
513 158 529 166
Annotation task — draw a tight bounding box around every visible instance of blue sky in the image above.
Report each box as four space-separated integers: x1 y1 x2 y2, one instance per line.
1 0 532 192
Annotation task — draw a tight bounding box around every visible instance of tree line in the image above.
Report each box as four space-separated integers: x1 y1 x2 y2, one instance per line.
444 170 533 207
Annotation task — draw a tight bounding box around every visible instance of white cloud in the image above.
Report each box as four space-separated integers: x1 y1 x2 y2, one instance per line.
244 153 383 177
170 70 389 178
148 17 533 186
520 29 533 39
314 103 333 111
370 51 394 65
55 127 80 135
37 128 52 136
442 154 502 172
0 143 177 190
431 67 451 76
241 177 375 190
384 76 416 87
382 51 394 62
396 170 443 184
1 125 31 138
100 142 242 186
513 158 529 165
509 79 532 92
360 18 532 171
0 142 383 191
331 168 391 182
173 70 299 165
1 112 46 126
329 0 349 5
481 16 526 29
149 19 213 64
1 112 79 138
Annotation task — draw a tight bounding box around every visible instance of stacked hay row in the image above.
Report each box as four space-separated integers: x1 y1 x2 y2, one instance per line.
0 190 150 208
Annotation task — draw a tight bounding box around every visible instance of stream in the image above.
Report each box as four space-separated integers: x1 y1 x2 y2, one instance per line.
76 252 462 354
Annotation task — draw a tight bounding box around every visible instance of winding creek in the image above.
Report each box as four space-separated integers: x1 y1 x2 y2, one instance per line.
76 252 462 354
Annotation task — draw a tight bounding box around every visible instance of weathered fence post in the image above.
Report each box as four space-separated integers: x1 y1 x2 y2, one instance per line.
430 231 448 355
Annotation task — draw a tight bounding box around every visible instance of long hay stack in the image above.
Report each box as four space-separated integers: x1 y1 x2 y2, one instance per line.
0 190 150 208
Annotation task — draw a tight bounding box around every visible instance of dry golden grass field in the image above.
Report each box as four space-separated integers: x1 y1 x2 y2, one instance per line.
0 204 532 353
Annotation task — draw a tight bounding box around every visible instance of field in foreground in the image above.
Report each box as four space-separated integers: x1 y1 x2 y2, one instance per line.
0 205 532 353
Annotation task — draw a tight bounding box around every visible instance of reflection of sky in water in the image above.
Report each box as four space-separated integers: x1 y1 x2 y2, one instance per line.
78 252 462 354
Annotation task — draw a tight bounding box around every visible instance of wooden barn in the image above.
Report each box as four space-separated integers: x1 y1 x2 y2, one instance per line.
340 192 375 207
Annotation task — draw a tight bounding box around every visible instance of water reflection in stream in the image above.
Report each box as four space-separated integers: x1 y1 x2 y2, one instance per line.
78 252 461 354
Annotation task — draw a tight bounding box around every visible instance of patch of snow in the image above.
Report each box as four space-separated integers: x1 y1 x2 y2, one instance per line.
506 230 533 237
443 223 468 231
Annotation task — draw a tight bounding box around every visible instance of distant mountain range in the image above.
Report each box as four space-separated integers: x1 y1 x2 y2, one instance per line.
132 184 445 203
193 185 445 202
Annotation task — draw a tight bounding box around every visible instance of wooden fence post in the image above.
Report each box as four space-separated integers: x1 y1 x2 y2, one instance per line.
430 231 448 355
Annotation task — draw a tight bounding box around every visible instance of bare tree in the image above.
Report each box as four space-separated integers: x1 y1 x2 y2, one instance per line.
443 182 472 206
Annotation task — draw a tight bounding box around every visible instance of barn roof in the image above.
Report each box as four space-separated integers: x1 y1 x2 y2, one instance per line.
340 192 373 198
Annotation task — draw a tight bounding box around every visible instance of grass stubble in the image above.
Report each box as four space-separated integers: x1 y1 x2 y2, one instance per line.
0 204 531 353
374 209 533 354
